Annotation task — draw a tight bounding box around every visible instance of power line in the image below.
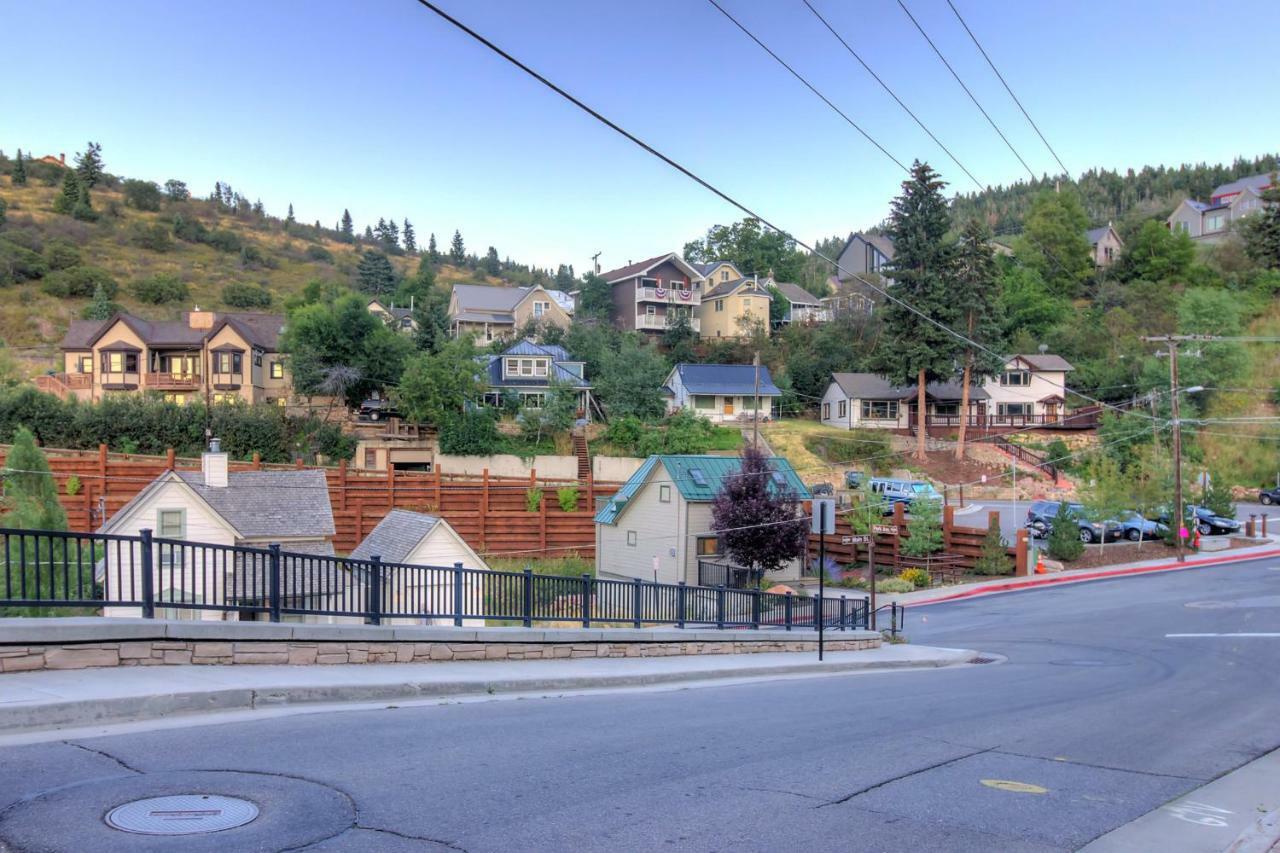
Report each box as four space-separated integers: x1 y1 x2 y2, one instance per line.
894 0 1036 181
703 0 908 172
801 0 983 192
943 0 1069 177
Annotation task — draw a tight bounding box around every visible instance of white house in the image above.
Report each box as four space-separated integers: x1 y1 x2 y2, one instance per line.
663 363 781 423
820 373 983 431
348 509 491 626
98 443 338 620
593 454 810 588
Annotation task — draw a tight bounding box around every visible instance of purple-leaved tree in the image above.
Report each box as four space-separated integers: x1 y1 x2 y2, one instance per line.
710 447 809 585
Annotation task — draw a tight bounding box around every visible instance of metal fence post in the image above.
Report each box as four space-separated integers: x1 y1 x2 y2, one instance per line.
716 585 725 630
784 591 793 631
523 568 534 628
139 528 155 619
751 587 761 629
366 555 378 622
453 562 464 627
581 573 592 628
865 595 872 631
676 581 686 628
632 577 643 629
839 596 847 631
268 543 283 623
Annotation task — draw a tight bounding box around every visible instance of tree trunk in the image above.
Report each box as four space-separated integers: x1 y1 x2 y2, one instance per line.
916 368 927 461
955 354 973 461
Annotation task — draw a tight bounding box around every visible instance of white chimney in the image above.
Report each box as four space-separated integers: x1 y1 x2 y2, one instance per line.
202 438 229 488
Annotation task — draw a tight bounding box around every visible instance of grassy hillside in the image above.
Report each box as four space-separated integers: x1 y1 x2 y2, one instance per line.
0 168 503 373
1198 304 1280 487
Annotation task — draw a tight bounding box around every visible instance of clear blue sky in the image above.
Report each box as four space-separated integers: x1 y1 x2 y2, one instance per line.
4 0 1277 272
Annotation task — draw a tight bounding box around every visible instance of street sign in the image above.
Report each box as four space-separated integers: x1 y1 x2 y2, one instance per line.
872 524 899 535
842 535 872 545
812 499 836 535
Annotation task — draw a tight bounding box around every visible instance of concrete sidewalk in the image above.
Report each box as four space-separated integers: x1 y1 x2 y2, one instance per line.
0 643 977 740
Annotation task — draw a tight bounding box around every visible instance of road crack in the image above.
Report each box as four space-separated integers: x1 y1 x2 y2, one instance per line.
358 824 469 850
734 784 826 802
62 741 143 774
817 747 995 807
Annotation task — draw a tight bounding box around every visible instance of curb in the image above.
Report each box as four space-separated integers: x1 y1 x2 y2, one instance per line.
904 546 1280 608
1225 807 1280 853
0 649 978 735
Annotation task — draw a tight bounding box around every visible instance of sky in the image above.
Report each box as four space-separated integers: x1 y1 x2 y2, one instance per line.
4 0 1278 273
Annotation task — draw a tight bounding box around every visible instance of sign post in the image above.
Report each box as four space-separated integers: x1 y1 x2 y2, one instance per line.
812 499 836 661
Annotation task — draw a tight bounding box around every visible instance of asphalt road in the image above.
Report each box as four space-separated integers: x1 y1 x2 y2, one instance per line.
955 499 1274 545
3 557 1280 851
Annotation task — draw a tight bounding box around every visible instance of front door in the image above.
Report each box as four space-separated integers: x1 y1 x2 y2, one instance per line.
723 397 735 416
1045 401 1060 421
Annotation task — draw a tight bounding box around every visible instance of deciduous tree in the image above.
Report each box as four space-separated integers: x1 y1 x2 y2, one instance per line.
1015 190 1093 298
394 337 483 425
710 446 809 584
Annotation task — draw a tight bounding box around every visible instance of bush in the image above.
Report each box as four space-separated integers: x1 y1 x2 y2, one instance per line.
128 221 173 253
221 282 272 308
131 273 188 304
876 577 914 594
972 525 1013 575
1047 504 1085 561
206 229 243 253
898 567 930 589
0 238 49 285
121 179 163 211
438 410 502 455
557 485 579 512
305 244 334 264
65 475 81 496
525 487 543 513
1045 438 1071 471
900 497 943 557
172 215 210 243
43 239 81 271
603 415 644 450
42 266 118 299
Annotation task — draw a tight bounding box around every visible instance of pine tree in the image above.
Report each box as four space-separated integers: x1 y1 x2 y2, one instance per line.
387 218 400 250
427 233 440 264
869 161 962 460
484 246 500 276
285 203 296 228
11 150 26 186
53 170 81 215
1242 174 1280 269
355 250 397 296
951 219 1005 460
2 427 70 611
252 198 265 216
84 283 115 320
402 219 417 253
1046 504 1085 561
340 209 354 242
212 182 224 207
73 141 104 188
973 523 1013 575
363 225 374 242
450 230 465 265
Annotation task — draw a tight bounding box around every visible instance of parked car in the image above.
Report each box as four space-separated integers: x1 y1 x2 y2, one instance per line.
356 396 401 423
1153 505 1242 536
1260 486 1279 506
810 482 834 496
868 478 941 515
844 470 864 489
1116 511 1168 542
1025 501 1121 544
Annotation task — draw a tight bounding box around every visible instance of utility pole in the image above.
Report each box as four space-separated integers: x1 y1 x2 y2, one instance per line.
751 351 761 451
1168 339 1185 563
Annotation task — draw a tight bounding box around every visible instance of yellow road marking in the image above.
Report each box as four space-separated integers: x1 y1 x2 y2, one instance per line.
981 779 1048 794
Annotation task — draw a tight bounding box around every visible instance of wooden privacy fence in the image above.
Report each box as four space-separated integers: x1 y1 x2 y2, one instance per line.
0 445 620 558
807 503 1026 577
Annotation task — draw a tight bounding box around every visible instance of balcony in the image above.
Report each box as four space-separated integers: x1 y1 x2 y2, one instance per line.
145 372 201 390
635 314 700 332
637 285 700 306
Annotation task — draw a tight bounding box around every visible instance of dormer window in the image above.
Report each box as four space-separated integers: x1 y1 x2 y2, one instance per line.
504 357 549 378
1000 369 1030 387
720 270 729 281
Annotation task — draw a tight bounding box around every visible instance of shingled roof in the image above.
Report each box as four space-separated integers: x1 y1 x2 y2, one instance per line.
173 470 335 539
348 509 442 564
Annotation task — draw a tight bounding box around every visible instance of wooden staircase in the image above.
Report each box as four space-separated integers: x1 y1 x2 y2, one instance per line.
991 436 1058 482
572 429 591 482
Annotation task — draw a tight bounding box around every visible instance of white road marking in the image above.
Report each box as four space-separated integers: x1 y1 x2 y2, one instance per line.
1166 633 1280 638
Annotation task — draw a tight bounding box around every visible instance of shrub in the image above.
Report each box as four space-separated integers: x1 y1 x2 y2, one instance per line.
131 273 188 304
1047 504 1085 561
65 475 81 496
438 410 502 455
603 415 643 450
0 238 50 285
121 179 163 211
172 215 210 243
206 229 243 253
128 221 173 253
525 487 543 513
1045 438 1071 471
972 525 1013 575
42 266 118 299
898 567 930 589
876 577 914 594
900 497 943 557
305 244 334 264
221 282 272 308
557 485 579 512
43 239 81 271
0 197 5 229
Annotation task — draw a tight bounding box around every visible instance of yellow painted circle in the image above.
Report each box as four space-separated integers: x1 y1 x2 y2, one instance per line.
981 779 1048 794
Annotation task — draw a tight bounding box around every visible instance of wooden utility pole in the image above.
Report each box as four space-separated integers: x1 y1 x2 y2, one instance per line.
1168 339 1185 563
751 351 761 451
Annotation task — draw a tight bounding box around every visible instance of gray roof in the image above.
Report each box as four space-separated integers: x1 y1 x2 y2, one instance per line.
1085 226 1112 245
59 311 284 352
227 540 349 604
829 373 987 402
451 284 528 312
703 277 771 300
175 470 335 539
349 509 441 564
1013 353 1074 372
771 281 822 305
1212 173 1273 198
863 233 895 260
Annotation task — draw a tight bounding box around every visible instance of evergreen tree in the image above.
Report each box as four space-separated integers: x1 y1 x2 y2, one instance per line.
212 182 223 207
450 229 465 265
484 246 500 276
1242 174 1280 269
363 225 374 242
340 209 354 242
355 250 397 296
427 233 440 264
951 219 1005 460
11 150 26 186
84 283 115 320
387 218 400 250
0 197 5 229
252 199 265 216
285 203 296 228
1046 504 1085 561
973 524 1013 575
900 497 943 557
402 218 416 253
1016 190 1093 298
869 161 962 460
73 141 104 188
52 170 81 215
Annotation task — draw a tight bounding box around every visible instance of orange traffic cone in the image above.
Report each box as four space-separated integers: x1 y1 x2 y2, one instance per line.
1035 552 1047 574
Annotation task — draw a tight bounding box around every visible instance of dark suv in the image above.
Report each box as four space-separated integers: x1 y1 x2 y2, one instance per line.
1026 501 1121 544
1261 486 1279 506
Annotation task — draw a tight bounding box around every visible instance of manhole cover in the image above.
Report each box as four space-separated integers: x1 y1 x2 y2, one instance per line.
969 656 999 664
106 794 259 835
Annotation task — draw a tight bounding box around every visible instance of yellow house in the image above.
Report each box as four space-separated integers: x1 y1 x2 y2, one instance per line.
698 276 773 340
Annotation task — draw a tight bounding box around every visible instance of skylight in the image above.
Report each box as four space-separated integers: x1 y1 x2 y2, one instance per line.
689 469 708 487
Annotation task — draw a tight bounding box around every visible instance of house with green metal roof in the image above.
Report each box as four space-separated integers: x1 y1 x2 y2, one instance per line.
594 454 810 587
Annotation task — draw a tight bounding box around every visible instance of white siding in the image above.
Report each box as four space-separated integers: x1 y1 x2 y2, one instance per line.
383 522 489 626
820 382 851 429
596 463 683 583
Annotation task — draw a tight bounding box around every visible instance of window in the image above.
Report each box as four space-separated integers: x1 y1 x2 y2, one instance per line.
1207 214 1225 232
253 351 262 367
211 393 235 405
861 400 899 420
77 356 93 374
693 395 716 410
157 509 185 570
696 536 720 556
659 484 671 503
640 276 658 290
214 352 242 374
626 531 637 547
364 448 378 468
163 393 187 405
998 402 1032 417
837 400 847 418
646 305 656 316
101 352 138 374
715 300 724 312
933 402 959 418
1000 370 1030 387
270 361 284 379
274 397 287 407
689 469 708 487
1175 220 1189 233
822 402 830 419
158 588 200 621
520 392 546 409
533 301 549 317
720 270 729 281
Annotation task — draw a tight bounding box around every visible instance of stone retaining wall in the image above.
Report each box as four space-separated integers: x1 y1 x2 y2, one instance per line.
0 619 880 673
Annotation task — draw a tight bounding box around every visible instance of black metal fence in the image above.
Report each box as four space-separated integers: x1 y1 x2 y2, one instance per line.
0 527 871 631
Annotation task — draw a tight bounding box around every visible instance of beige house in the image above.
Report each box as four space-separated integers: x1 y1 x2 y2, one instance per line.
448 284 572 342
367 298 419 335
1167 173 1274 242
594 455 810 587
349 509 491 626
97 444 337 620
48 309 290 406
698 276 772 339
1086 225 1123 268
